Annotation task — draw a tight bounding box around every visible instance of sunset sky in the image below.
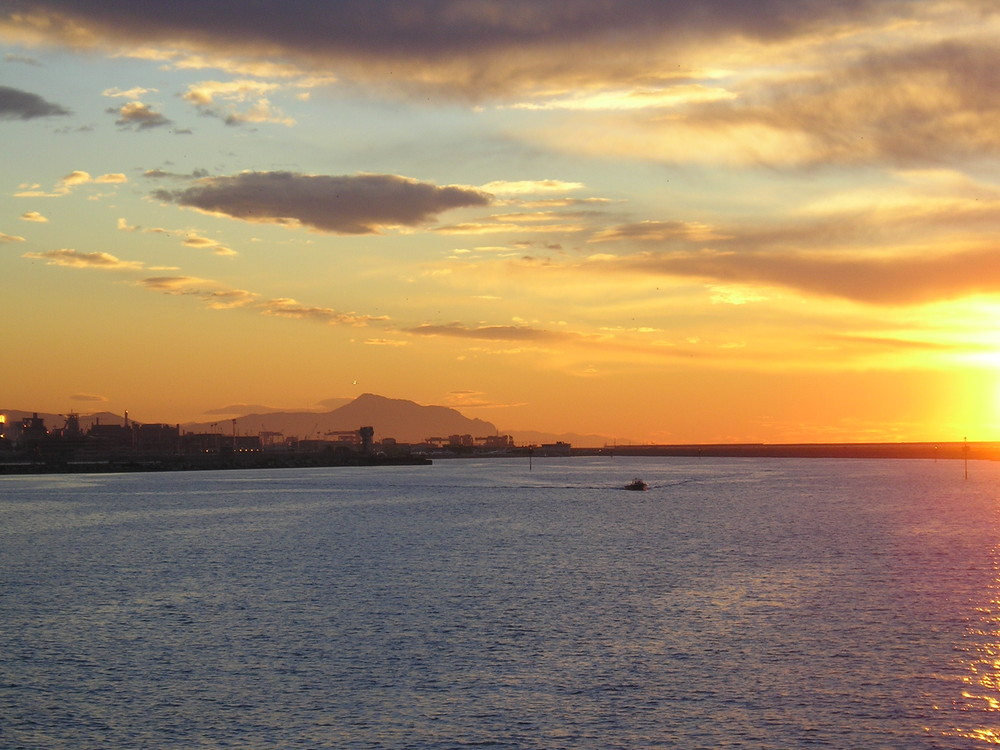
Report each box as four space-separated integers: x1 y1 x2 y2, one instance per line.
3 0 1000 444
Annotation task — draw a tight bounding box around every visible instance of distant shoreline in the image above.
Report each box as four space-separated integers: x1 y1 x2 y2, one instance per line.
1 441 994 476
0 453 431 476
573 441 997 461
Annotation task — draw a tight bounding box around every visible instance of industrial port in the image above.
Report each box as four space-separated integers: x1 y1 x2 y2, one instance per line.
0 411 560 474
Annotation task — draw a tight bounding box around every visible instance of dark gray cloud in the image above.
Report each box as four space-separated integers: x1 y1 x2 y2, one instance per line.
14 0 884 46
2 0 915 98
143 168 209 179
0 85 70 119
154 172 491 234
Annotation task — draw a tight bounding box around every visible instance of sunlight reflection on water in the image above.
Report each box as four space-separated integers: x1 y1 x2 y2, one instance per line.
947 543 1000 745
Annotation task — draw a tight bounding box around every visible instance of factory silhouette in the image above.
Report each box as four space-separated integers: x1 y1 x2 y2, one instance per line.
0 408 571 474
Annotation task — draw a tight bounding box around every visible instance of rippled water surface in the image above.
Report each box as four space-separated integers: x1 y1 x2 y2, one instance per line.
3 456 1000 748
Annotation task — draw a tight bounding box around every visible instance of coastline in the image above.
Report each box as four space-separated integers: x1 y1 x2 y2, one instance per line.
582 441 997 461
2 440 994 476
0 452 431 476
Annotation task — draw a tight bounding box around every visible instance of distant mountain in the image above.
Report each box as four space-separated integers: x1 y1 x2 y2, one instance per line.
182 393 499 443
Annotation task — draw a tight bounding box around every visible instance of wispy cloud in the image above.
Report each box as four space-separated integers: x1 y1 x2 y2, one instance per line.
480 180 584 196
102 86 156 98
142 168 209 180
0 231 25 242
136 277 386 323
126 48 329 82
138 276 257 309
440 390 524 410
183 79 294 126
259 298 387 325
23 249 143 270
4 52 41 66
70 392 109 403
406 323 574 342
182 232 237 256
20 210 48 222
434 220 585 236
677 39 1000 167
15 170 127 197
590 220 727 244
584 246 1000 306
117 217 235 256
508 83 736 111
531 37 1000 169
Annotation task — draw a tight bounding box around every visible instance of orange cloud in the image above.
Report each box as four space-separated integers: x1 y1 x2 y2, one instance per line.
16 171 128 197
534 38 1000 168
586 246 1000 306
182 233 237 256
137 278 387 323
102 86 156 98
138 276 257 309
23 249 142 270
590 220 727 243
110 101 171 130
182 79 293 126
59 170 92 187
259 298 387 325
480 179 584 195
407 323 574 342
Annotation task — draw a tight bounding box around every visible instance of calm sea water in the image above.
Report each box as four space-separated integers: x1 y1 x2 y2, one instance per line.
2 456 1000 749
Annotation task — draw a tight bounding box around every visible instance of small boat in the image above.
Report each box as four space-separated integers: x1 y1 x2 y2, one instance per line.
624 478 648 491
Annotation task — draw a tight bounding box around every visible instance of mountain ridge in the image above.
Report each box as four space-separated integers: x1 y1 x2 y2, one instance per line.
182 393 499 443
